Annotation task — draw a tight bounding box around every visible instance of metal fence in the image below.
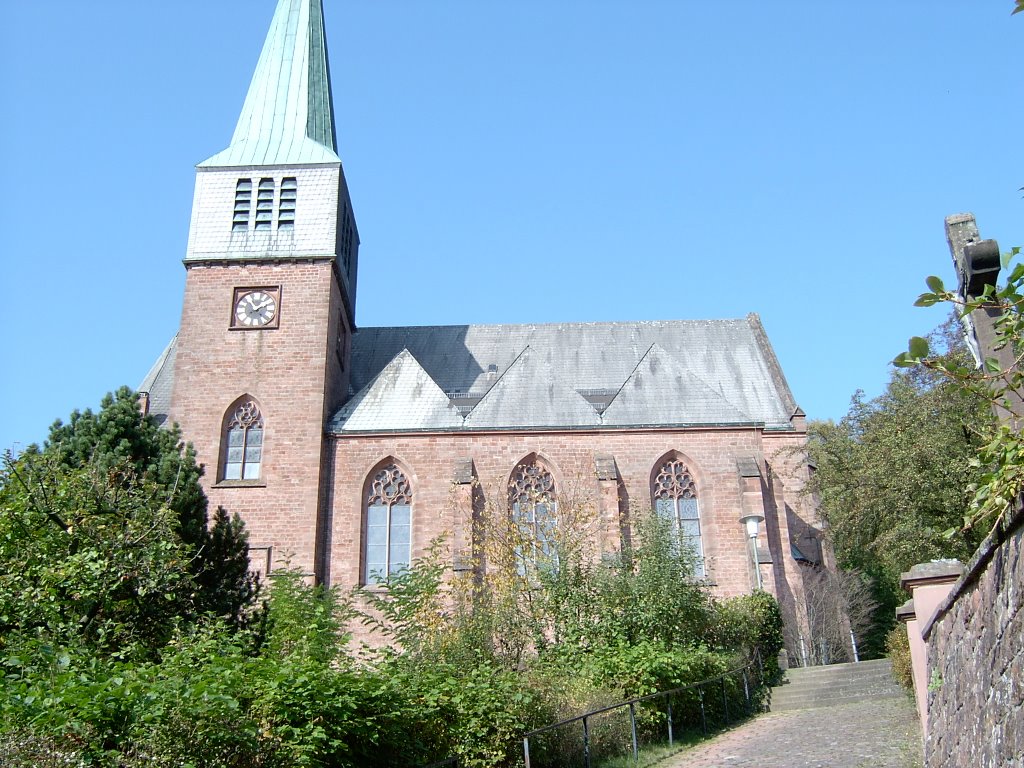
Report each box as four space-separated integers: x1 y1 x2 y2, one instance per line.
521 650 766 768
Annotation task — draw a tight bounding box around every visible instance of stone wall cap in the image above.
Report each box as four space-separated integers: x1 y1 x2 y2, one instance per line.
452 458 475 485
900 559 964 591
736 457 761 478
594 454 618 481
895 597 916 623
945 212 976 226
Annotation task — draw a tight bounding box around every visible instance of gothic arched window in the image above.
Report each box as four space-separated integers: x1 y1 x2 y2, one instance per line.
509 460 558 571
364 463 412 584
222 400 264 480
653 457 705 577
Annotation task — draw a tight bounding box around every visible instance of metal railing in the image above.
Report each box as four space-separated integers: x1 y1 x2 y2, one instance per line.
521 650 765 768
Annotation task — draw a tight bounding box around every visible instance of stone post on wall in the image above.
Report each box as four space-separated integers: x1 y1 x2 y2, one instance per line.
945 213 1021 421
737 459 769 594
594 454 622 555
451 458 477 575
897 561 964 734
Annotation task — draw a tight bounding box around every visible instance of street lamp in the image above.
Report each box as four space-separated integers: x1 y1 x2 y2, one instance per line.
738 513 764 591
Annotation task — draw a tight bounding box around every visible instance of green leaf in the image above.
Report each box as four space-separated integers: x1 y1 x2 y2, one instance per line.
925 276 945 293
908 336 930 359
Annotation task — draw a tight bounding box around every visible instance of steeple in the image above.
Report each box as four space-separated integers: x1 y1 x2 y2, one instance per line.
200 0 340 167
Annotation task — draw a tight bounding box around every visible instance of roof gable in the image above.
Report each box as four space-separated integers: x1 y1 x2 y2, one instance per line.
330 349 464 432
601 343 753 426
463 346 602 429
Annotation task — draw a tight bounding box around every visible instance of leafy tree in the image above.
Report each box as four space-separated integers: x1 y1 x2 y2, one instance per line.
896 249 1024 535
807 319 991 653
40 386 257 624
0 456 204 667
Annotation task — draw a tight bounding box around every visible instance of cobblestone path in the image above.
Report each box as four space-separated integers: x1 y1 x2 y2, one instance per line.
662 696 922 768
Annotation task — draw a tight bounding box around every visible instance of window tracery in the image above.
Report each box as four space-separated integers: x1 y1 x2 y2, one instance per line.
653 457 705 576
509 461 558 571
364 463 412 584
223 400 264 480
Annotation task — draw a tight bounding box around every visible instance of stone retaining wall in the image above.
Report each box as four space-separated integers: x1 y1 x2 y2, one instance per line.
921 505 1024 767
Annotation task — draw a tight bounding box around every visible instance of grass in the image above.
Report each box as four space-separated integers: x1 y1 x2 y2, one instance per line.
592 741 692 768
591 715 755 768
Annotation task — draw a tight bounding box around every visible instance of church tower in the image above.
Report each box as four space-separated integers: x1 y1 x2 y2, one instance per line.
169 0 358 579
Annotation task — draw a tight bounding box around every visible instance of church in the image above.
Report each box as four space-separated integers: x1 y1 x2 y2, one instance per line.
140 0 822 648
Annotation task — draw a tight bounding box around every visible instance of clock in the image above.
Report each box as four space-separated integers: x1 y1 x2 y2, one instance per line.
232 287 279 328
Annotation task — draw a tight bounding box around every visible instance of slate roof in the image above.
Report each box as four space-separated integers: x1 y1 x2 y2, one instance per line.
331 349 464 431
330 314 798 433
462 346 602 429
141 315 800 435
600 343 754 427
139 334 177 427
199 0 340 168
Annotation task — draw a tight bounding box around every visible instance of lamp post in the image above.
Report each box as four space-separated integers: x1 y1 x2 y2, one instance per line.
738 513 764 591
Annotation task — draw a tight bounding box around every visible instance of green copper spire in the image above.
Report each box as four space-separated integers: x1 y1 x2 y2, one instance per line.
200 0 340 167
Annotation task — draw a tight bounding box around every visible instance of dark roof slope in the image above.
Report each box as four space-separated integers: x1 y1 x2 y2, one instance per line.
334 315 798 432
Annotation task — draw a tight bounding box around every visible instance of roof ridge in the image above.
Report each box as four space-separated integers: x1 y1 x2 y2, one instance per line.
138 333 178 392
356 318 750 333
601 343 754 426
463 346 600 427
745 313 798 416
602 341 657 414
460 345 530 422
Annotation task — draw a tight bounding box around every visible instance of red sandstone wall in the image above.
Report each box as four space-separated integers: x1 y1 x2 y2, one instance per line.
763 433 821 654
325 428 794 601
169 261 339 577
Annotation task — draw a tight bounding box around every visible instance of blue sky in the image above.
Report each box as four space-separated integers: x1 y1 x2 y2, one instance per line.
2 1 1021 452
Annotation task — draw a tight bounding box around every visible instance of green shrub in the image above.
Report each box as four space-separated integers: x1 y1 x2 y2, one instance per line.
886 625 914 691
711 591 784 681
522 670 626 768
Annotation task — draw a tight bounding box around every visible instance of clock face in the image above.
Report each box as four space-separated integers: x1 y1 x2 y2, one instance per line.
234 290 277 327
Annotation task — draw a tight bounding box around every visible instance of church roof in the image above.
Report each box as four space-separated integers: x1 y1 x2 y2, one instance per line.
141 316 799 434
600 343 754 427
331 349 464 431
330 314 799 433
461 346 602 429
199 0 340 167
139 334 177 427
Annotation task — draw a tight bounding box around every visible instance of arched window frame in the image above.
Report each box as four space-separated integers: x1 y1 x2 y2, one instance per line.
508 458 558 573
221 398 264 481
363 461 413 585
652 456 705 577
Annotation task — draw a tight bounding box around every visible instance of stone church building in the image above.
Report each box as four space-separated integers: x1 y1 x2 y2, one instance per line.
141 0 822 646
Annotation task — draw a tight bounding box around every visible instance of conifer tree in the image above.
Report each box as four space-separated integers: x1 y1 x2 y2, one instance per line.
43 386 257 625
